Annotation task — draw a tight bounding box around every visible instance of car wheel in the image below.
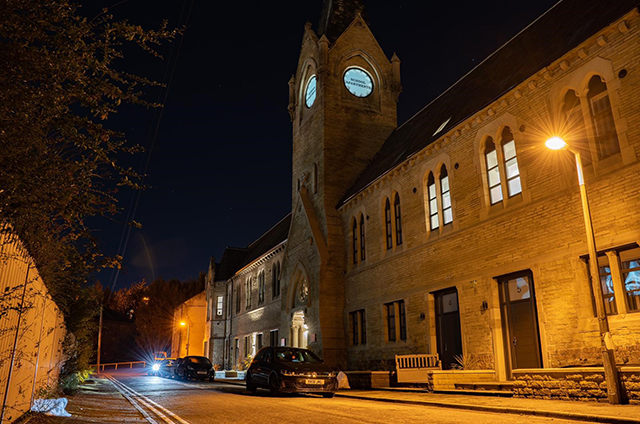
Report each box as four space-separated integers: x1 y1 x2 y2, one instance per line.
322 393 335 399
268 374 280 396
246 373 256 394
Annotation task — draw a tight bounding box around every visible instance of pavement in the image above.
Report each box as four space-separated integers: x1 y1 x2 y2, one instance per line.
22 372 640 424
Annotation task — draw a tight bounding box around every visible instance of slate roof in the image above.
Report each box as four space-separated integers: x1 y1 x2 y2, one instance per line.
234 213 292 274
318 0 368 43
339 0 640 206
215 248 248 281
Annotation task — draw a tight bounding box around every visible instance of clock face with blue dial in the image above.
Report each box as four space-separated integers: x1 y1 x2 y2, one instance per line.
305 75 317 108
344 68 373 98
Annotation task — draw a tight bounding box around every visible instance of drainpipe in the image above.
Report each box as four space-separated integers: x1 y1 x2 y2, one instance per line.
30 296 48 406
1 264 30 423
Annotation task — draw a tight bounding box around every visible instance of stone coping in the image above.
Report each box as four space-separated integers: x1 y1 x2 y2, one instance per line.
513 366 640 373
430 370 495 375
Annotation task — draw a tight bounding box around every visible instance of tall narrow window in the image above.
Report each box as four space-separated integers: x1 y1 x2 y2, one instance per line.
235 284 240 314
272 262 281 299
245 278 252 310
275 262 281 297
501 128 522 197
620 248 640 313
384 198 392 250
398 300 407 341
386 302 396 342
352 218 358 265
359 214 366 261
427 172 439 231
485 137 502 204
258 271 265 304
216 295 224 316
394 193 403 246
563 90 591 166
350 309 366 345
439 166 452 225
351 311 359 346
587 76 619 160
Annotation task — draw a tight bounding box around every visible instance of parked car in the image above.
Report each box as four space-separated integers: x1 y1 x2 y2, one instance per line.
174 356 214 381
157 358 178 378
246 347 337 397
172 358 185 379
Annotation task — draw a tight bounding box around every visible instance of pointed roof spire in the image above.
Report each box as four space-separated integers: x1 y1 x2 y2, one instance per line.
318 0 368 42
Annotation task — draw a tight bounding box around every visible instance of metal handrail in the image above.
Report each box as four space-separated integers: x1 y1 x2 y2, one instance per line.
91 361 147 371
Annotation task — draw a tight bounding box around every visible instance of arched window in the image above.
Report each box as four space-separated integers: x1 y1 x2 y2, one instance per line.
258 271 265 304
485 137 502 204
563 90 591 166
384 198 392 250
359 214 366 261
501 127 522 197
352 218 358 265
440 165 453 225
394 193 403 246
587 75 619 160
427 172 439 231
245 277 252 310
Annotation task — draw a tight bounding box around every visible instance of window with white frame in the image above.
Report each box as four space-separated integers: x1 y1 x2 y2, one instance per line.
501 127 522 197
216 295 223 316
427 172 439 231
485 137 503 204
440 165 453 225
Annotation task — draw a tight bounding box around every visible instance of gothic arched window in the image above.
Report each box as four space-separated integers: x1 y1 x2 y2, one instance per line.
500 127 522 197
352 217 358 265
427 172 439 231
394 193 403 246
384 198 392 250
440 165 453 225
359 214 366 261
485 137 502 204
563 89 591 166
587 75 619 160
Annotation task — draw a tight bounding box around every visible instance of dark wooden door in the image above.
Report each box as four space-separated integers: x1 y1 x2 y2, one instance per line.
499 271 542 373
434 288 463 370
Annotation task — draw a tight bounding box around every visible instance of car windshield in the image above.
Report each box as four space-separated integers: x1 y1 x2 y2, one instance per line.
187 356 211 365
275 349 322 363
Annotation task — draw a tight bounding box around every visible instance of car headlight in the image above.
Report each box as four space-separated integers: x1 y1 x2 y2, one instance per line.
152 364 160 371
280 370 295 376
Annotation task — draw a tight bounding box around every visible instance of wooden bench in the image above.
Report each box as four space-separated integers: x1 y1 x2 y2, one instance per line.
395 354 441 383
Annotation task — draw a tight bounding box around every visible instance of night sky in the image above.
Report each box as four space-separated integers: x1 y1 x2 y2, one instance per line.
88 0 559 290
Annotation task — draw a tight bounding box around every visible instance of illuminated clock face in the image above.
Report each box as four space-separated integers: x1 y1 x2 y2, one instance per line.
305 75 317 108
344 68 373 98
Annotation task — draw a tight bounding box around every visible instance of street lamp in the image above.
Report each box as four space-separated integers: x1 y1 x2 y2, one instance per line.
180 321 191 357
545 136 622 404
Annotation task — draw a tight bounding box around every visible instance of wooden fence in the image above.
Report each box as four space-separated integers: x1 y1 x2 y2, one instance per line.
0 228 66 423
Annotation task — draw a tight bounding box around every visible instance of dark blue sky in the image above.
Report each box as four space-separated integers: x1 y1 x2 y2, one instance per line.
89 0 558 290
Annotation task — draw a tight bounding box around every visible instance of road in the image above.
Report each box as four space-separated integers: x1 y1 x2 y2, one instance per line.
100 369 588 424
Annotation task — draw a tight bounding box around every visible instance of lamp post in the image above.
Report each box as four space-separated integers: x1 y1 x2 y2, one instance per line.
545 137 622 404
180 321 191 357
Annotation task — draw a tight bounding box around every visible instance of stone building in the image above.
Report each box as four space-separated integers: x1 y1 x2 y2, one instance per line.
182 0 640 395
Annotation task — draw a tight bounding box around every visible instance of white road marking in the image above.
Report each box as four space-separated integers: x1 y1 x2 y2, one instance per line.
106 375 159 424
106 374 192 424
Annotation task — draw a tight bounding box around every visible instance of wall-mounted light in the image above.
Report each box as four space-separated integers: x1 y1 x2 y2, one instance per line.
469 280 477 289
481 301 489 311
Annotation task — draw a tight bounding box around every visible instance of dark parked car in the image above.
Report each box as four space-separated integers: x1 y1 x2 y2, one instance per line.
172 358 184 379
246 347 337 397
157 358 178 378
174 356 214 381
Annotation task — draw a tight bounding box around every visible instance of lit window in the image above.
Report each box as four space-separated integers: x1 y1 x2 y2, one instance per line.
394 194 403 246
216 296 223 316
501 127 522 197
427 172 439 231
586 255 617 315
440 165 452 225
587 76 619 160
384 198 392 250
359 214 366 262
485 137 502 204
305 75 317 108
620 248 640 312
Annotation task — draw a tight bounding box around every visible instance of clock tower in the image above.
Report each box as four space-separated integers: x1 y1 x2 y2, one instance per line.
281 0 400 366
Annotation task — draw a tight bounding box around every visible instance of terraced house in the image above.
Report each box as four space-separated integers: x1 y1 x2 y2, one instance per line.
176 0 640 399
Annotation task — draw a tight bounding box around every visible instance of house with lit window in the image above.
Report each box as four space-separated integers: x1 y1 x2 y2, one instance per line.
185 0 640 400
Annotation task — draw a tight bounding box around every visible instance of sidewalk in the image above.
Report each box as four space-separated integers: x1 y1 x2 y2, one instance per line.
335 388 640 424
21 377 147 424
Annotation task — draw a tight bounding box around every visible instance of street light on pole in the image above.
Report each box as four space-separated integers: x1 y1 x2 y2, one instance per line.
545 136 623 404
180 321 190 357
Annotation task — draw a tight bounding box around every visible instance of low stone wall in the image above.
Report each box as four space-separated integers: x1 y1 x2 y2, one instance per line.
345 371 393 389
513 367 640 403
429 370 496 390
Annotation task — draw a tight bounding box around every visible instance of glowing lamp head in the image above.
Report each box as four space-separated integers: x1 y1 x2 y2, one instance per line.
545 137 567 151
180 322 186 326
152 363 160 371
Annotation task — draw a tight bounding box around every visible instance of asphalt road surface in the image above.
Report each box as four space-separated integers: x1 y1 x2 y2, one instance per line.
105 369 586 424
